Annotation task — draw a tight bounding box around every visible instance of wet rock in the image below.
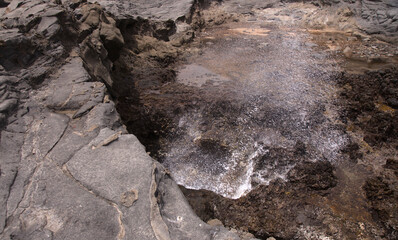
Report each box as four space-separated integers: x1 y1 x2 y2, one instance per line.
340 142 363 163
197 138 230 159
182 161 339 239
288 161 337 191
1 0 398 239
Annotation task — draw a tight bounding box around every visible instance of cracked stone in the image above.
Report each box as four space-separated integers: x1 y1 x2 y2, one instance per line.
3 161 120 239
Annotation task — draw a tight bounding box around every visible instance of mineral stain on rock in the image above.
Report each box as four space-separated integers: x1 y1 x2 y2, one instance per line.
120 189 139 207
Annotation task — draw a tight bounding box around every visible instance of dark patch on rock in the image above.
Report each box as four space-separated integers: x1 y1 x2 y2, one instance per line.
340 142 363 163
197 138 230 158
0 0 9 8
363 175 398 239
182 160 338 239
385 159 398 172
387 98 398 109
337 69 398 149
384 158 398 178
288 161 337 191
294 140 307 156
364 177 393 200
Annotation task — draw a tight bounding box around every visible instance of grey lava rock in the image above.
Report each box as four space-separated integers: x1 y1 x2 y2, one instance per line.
87 0 194 21
387 98 398 109
0 99 17 113
0 0 241 238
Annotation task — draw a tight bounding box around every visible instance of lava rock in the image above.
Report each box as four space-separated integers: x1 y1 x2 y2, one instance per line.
0 98 17 113
387 97 398 109
288 161 337 191
88 0 194 21
363 177 393 200
385 158 398 170
99 17 124 61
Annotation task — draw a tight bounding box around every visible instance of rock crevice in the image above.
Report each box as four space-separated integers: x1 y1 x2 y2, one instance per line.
1 0 398 239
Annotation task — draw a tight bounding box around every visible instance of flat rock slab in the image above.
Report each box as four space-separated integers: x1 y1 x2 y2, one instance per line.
67 128 159 239
5 161 121 240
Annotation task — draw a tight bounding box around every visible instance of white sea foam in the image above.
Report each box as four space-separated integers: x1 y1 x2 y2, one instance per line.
161 25 346 199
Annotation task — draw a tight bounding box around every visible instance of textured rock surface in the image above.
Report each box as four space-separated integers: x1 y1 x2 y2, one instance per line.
87 0 194 21
1 0 397 239
220 0 398 38
0 0 240 239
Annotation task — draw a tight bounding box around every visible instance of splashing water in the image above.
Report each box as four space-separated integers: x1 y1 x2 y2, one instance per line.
160 24 347 198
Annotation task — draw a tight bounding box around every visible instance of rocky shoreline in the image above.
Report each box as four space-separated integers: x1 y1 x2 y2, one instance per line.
0 0 242 239
1 0 398 239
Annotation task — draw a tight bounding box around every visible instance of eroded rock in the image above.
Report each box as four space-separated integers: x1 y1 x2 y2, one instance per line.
1 0 398 239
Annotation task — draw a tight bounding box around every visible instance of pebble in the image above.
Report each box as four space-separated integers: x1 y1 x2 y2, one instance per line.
343 46 353 58
207 219 223 227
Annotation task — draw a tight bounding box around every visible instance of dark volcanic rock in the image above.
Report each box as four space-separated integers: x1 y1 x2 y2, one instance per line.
0 0 240 239
363 174 398 239
1 0 398 239
287 161 337 191
364 176 393 201
337 69 398 148
385 159 398 171
182 161 339 239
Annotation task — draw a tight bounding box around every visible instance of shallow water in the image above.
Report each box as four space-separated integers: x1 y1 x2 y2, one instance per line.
151 23 349 198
